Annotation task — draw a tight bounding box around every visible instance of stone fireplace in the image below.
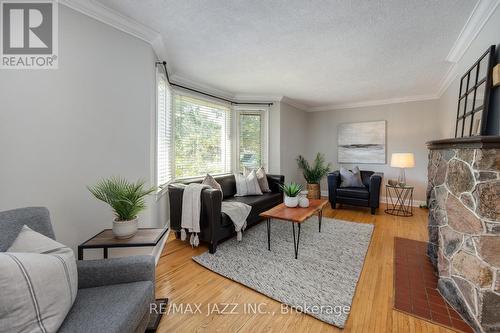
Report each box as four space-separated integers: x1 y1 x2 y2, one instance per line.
427 136 500 333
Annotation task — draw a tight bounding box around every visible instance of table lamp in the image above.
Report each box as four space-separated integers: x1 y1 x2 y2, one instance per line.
390 153 415 186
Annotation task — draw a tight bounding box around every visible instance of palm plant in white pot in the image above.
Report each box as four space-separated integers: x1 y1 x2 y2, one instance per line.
88 177 156 239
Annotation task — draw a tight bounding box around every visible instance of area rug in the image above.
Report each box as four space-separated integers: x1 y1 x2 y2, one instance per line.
393 237 473 333
193 216 373 328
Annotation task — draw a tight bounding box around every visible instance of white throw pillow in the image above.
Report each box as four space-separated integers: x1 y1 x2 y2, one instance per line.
0 226 77 333
235 170 263 196
244 167 271 193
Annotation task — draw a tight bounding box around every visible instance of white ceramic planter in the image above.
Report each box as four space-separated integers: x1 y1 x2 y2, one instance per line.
298 196 310 208
112 217 138 239
284 195 299 208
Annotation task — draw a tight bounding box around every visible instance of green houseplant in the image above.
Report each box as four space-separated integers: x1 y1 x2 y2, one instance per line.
297 153 331 199
279 182 303 207
88 177 156 239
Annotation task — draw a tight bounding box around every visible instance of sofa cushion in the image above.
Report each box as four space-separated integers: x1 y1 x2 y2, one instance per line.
223 192 282 225
360 170 375 188
1 226 78 333
214 175 237 199
226 192 280 206
336 187 369 199
58 281 153 333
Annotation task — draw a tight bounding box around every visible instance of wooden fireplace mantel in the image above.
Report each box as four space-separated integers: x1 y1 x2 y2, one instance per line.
426 135 500 150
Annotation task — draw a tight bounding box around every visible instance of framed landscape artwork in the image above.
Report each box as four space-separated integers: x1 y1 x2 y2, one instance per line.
338 120 386 164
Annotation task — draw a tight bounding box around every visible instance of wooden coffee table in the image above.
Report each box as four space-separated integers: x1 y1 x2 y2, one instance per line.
260 199 328 259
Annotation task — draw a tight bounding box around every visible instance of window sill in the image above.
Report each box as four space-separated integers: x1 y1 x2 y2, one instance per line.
155 186 169 201
155 172 233 201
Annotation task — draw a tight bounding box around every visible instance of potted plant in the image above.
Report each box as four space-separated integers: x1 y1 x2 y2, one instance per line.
297 153 331 199
279 182 303 208
88 177 156 239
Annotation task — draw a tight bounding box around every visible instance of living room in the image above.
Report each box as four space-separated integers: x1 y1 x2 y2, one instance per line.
1 1 499 332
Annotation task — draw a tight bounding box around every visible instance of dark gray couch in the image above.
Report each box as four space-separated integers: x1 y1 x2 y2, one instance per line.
0 207 155 333
168 173 284 254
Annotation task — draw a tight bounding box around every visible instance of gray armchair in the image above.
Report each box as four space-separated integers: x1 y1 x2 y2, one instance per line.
0 207 155 333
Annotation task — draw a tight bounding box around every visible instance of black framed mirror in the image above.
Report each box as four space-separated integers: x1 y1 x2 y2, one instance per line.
455 45 496 138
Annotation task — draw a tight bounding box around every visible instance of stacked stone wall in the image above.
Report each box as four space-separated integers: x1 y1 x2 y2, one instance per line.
427 148 500 332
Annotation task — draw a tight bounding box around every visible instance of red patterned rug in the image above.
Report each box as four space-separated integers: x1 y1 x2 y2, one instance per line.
393 237 473 333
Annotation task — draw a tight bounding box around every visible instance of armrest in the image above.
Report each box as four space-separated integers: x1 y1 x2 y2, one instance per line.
77 255 155 289
200 188 223 243
327 171 341 202
169 183 223 243
369 172 384 207
168 183 186 231
267 174 284 193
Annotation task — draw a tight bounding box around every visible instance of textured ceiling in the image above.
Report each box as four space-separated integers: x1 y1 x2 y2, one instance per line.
97 0 477 108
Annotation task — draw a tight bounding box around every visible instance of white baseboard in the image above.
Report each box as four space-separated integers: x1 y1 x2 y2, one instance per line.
320 190 426 208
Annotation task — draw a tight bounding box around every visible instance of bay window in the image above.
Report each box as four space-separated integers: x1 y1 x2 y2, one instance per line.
156 75 268 187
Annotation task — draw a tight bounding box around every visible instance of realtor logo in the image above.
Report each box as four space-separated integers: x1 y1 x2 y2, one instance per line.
1 0 58 69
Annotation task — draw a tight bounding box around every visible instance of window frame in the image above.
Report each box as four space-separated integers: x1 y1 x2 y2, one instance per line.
171 89 233 181
234 106 269 173
155 69 173 193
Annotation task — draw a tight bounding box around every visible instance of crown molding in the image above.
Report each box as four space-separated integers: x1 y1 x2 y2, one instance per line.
445 0 500 63
437 0 500 97
60 0 280 104
307 94 439 112
60 0 158 44
280 97 309 111
58 0 497 110
169 74 235 100
436 62 459 97
170 74 281 103
233 93 282 103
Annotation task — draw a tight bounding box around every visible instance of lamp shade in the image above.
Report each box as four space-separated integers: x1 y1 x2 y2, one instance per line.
390 153 415 168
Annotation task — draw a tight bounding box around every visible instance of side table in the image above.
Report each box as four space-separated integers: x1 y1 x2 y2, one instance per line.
385 184 414 217
78 227 168 260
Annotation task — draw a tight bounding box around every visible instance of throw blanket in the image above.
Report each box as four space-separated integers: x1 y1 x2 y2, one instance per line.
181 183 210 246
221 201 251 241
180 184 252 246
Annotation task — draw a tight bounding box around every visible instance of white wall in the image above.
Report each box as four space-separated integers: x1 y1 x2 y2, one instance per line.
267 102 281 174
438 4 500 138
279 102 308 184
306 100 442 202
0 5 168 252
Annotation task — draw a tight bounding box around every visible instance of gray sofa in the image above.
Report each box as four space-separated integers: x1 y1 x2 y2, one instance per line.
0 207 155 333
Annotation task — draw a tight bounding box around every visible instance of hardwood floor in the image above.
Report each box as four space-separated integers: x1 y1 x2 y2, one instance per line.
155 201 456 333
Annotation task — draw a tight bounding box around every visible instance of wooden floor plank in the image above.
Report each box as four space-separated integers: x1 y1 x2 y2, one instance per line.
155 201 457 332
